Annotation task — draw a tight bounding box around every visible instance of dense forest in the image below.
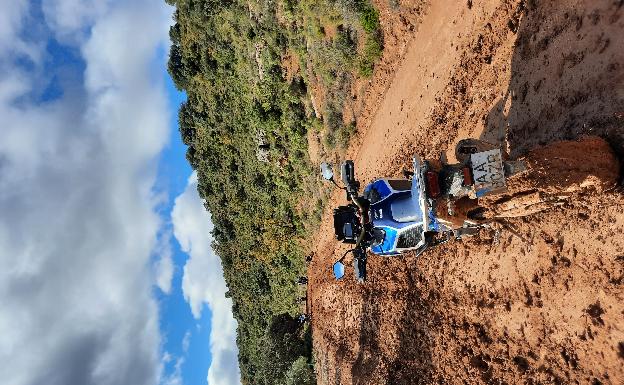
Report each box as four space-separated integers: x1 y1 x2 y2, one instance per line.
165 0 382 383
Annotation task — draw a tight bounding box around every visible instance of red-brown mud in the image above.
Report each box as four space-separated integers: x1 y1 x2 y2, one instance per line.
308 0 624 384
508 136 621 195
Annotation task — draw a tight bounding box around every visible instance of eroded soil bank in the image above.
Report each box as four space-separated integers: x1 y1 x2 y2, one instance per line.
308 0 624 384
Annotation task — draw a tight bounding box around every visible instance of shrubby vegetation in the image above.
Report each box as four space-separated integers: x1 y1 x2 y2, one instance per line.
165 0 382 383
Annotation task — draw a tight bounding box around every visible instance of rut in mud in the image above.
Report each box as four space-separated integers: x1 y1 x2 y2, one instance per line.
308 0 624 384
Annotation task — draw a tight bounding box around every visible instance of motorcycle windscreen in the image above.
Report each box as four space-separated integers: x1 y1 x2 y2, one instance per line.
389 158 427 225
412 158 428 217
411 157 429 248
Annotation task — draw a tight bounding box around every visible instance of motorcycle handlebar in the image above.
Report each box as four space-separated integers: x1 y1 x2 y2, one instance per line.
350 196 369 249
350 195 369 224
355 227 366 249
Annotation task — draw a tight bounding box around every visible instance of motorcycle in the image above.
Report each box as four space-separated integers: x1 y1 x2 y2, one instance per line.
323 139 529 283
324 136 622 283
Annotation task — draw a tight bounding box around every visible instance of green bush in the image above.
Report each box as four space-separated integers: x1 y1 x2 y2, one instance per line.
323 130 336 150
358 34 383 77
334 28 357 61
336 122 357 149
359 4 380 33
285 356 316 385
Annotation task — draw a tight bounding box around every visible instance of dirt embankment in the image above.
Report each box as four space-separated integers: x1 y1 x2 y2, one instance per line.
508 136 621 195
308 0 624 384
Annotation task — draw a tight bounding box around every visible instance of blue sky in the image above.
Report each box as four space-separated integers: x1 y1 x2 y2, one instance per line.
156 77 211 385
0 1 240 385
156 76 233 385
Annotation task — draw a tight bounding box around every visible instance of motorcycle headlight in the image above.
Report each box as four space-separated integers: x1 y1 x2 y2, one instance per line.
396 225 424 249
371 228 385 246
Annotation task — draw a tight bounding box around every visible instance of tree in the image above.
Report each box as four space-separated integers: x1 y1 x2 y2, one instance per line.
167 43 188 90
285 356 316 385
259 313 307 384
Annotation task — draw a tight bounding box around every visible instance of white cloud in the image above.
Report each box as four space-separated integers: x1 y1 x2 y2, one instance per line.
0 1 176 385
182 330 191 353
0 0 41 63
172 173 242 385
161 355 184 385
42 0 111 44
0 1 26 45
154 231 175 294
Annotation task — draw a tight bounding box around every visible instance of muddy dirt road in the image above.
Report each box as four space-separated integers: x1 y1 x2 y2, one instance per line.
308 0 624 384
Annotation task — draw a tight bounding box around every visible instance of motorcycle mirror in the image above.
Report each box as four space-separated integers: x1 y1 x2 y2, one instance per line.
320 162 334 181
340 160 355 185
333 261 345 280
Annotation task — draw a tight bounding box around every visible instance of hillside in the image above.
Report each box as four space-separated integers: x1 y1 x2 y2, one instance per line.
165 0 391 383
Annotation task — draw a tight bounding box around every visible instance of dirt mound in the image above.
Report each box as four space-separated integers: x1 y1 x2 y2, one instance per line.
510 136 621 195
480 136 621 218
308 0 624 384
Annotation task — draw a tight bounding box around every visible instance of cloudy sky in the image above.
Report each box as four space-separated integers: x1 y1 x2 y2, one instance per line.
0 1 240 385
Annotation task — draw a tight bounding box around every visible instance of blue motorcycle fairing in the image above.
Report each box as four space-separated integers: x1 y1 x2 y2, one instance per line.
370 226 399 255
365 157 439 255
363 178 413 203
368 193 421 255
364 179 392 203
